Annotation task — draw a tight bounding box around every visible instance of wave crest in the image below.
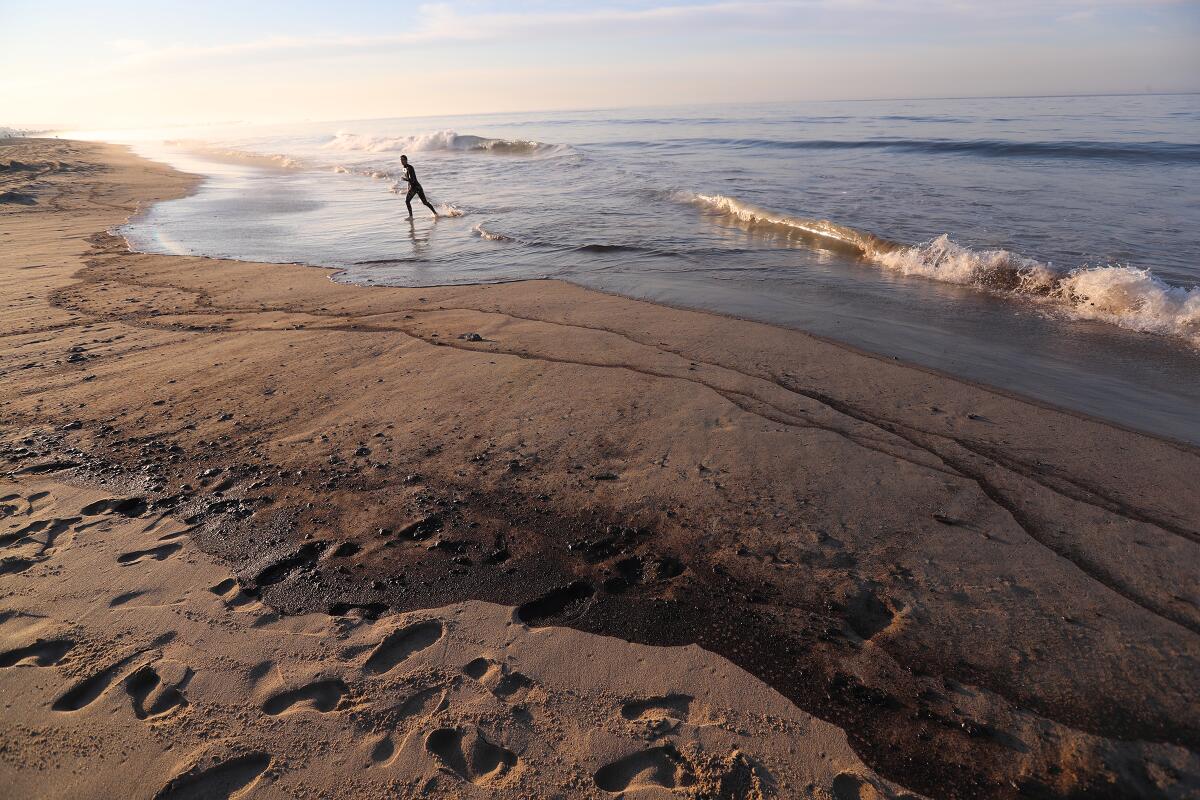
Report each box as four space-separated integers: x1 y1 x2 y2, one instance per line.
678 192 902 256
1053 265 1200 341
681 192 1200 345
325 129 565 156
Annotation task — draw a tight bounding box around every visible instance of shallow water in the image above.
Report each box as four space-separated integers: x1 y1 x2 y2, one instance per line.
81 95 1200 443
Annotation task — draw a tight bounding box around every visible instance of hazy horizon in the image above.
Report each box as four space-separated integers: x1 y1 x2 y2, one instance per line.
3 0 1198 130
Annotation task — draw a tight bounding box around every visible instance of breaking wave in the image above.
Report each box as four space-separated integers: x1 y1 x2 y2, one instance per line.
679 192 1200 345
676 192 903 257
325 129 567 156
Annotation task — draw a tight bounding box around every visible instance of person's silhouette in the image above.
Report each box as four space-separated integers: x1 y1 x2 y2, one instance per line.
400 154 437 218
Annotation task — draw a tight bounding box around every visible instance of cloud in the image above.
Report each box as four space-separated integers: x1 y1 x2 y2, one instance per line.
102 0 1192 68
104 1 804 66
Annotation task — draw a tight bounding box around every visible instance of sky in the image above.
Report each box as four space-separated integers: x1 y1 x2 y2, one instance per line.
2 0 1198 129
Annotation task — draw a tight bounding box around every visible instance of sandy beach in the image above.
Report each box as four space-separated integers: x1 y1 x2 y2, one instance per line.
2 138 1199 798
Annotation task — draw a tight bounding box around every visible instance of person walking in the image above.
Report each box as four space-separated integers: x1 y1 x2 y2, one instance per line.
399 154 437 218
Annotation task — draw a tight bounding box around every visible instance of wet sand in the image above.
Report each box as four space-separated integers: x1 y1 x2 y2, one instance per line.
1 138 1198 798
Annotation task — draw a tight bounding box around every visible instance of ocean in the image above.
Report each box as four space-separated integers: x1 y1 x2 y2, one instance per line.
77 94 1200 442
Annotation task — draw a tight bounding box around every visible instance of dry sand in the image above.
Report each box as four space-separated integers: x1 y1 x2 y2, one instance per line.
1 477 911 799
1 138 1198 798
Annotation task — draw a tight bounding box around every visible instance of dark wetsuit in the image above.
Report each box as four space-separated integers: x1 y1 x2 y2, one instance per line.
403 163 437 216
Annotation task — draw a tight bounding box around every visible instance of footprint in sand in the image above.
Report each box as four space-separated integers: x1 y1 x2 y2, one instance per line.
0 493 22 518
153 752 271 800
109 590 147 607
52 633 177 713
364 683 449 770
0 516 79 549
832 771 917 800
261 678 349 715
390 684 448 721
620 693 694 736
117 541 183 566
80 496 149 518
462 656 533 700
621 693 693 721
125 662 192 720
363 619 443 675
425 726 517 785
840 584 903 641
0 516 81 570
0 557 36 575
252 541 326 587
0 490 52 520
52 652 146 712
208 578 262 612
515 580 594 624
594 743 696 793
369 734 396 765
0 637 74 668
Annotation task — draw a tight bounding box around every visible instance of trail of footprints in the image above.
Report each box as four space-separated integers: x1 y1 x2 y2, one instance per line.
1 487 824 796
0 487 179 576
0 488 82 575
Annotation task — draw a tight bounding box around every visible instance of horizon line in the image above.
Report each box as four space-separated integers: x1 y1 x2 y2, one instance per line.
25 89 1200 134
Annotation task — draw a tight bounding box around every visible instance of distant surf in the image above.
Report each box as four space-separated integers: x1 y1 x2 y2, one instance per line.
104 95 1200 443
325 129 568 157
679 192 1200 346
164 142 305 170
625 137 1200 163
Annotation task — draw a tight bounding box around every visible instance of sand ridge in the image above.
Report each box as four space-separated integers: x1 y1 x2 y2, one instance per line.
2 138 1199 797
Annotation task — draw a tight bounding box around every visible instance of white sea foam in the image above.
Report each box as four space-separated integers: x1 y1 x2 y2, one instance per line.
681 192 1200 346
334 164 396 181
473 223 515 242
872 235 1057 293
324 129 565 156
1053 265 1200 341
876 239 1200 344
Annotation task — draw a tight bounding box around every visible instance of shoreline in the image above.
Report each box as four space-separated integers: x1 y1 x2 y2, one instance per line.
120 139 1200 448
3 137 1199 798
121 208 1200 455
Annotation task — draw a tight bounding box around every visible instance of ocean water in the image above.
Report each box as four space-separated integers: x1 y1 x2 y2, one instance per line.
85 95 1200 442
